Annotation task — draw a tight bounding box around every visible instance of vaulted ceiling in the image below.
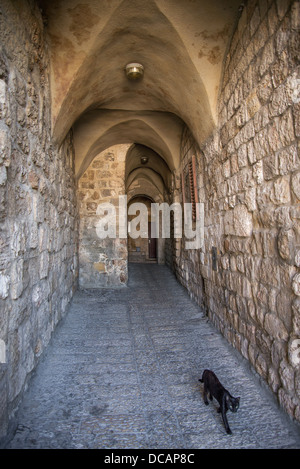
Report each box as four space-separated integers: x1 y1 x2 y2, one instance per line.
39 0 241 180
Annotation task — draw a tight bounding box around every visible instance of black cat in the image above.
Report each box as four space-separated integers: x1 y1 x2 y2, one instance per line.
199 369 240 435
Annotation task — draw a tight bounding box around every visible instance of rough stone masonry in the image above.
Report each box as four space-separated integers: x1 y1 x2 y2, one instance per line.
0 0 300 448
171 0 300 423
0 0 78 442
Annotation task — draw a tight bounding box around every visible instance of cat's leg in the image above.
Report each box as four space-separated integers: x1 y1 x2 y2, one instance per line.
203 385 209 405
221 397 232 434
221 410 232 434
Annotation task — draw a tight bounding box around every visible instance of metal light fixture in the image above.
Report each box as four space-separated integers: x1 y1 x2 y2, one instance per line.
125 63 144 80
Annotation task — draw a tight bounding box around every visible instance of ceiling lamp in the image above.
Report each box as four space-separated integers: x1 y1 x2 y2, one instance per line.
125 63 144 80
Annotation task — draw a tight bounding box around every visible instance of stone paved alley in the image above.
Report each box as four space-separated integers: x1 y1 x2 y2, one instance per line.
6 264 300 449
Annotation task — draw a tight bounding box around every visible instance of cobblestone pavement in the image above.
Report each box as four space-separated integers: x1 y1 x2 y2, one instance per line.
6 264 300 449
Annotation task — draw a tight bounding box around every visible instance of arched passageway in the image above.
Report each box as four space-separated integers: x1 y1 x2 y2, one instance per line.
127 196 158 263
0 0 300 446
77 141 172 287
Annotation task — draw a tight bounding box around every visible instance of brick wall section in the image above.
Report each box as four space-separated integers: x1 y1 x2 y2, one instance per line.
0 0 78 442
175 0 300 423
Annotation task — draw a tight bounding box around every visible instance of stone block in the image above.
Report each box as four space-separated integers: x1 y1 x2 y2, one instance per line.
233 204 253 237
224 204 253 237
222 159 231 179
32 193 44 223
255 354 268 380
264 312 288 341
268 366 280 393
253 160 264 184
267 121 281 152
276 0 291 20
279 359 295 393
271 176 291 204
260 39 275 77
269 84 289 117
0 166 7 186
0 127 11 167
294 103 300 138
259 259 280 287
27 170 39 190
292 299 300 331
245 187 257 211
10 258 24 300
247 140 257 165
291 172 300 200
237 143 248 168
277 228 295 264
224 210 234 236
0 79 6 107
243 276 252 298
257 72 273 104
271 52 289 88
0 274 9 299
246 89 261 118
278 145 299 175
277 109 295 147
39 251 49 281
288 338 300 368
292 273 300 296
263 154 279 180
278 388 296 418
236 103 249 128
38 224 49 252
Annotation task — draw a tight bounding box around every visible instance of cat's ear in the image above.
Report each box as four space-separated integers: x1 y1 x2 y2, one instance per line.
236 397 240 403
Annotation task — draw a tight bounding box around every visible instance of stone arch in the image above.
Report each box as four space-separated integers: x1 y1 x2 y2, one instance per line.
125 143 172 190
125 143 169 265
73 110 183 179
126 170 165 200
45 0 221 147
127 194 162 264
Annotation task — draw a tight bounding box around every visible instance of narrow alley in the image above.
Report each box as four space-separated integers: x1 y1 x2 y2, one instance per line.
6 264 300 449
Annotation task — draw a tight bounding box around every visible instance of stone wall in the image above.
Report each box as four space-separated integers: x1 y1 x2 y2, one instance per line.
0 0 78 442
171 126 207 311
78 144 130 288
174 0 300 423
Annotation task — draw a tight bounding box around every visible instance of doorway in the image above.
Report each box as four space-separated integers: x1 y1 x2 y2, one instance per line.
148 221 157 259
127 196 157 263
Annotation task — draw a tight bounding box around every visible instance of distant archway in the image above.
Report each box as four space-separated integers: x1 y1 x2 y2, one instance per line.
127 195 157 263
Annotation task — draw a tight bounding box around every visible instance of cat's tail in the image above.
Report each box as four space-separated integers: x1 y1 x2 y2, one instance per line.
199 378 203 383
